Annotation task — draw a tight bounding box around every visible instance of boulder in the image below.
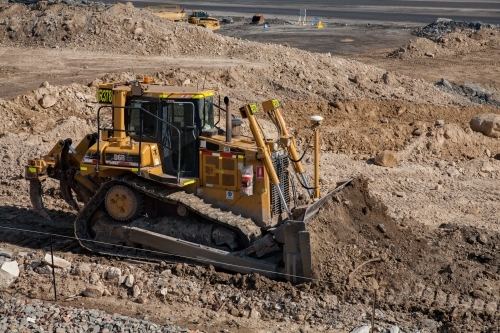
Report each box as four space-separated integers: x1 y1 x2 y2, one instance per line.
374 151 399 167
1 261 19 277
463 82 488 96
39 95 58 108
0 269 16 289
249 308 261 319
389 326 400 333
125 274 135 287
132 284 141 298
470 114 500 138
72 263 91 276
36 265 53 275
0 248 13 258
106 267 121 280
440 78 453 89
82 285 104 298
136 295 148 304
89 272 100 284
350 326 371 333
43 254 71 269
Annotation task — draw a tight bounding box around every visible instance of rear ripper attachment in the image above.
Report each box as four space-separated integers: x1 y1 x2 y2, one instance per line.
25 77 351 283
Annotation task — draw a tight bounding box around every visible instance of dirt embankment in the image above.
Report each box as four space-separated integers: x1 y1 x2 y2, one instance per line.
388 28 500 60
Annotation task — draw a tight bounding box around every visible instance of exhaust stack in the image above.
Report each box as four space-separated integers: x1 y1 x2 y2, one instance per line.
224 96 231 143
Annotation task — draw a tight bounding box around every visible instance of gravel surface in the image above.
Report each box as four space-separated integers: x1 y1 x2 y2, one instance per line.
0 297 191 333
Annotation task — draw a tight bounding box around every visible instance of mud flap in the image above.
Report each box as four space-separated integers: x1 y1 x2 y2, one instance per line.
29 180 51 220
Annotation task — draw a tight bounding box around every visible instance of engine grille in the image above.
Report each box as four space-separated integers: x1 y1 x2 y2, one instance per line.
270 151 290 217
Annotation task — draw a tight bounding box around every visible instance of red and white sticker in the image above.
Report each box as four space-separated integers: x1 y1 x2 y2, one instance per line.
256 166 264 179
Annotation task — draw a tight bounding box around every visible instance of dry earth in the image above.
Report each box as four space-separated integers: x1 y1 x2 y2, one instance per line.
0 2 500 333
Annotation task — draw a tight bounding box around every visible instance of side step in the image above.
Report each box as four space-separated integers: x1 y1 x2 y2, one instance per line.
148 173 196 187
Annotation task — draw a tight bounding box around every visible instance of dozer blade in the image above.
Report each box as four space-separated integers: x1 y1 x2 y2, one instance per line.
123 227 280 278
29 180 51 220
294 178 353 223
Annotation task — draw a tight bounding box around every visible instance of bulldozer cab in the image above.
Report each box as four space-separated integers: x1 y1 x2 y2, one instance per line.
191 11 209 19
123 94 214 178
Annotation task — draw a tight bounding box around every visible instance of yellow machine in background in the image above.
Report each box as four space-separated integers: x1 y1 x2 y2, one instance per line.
188 10 220 30
25 78 350 282
147 5 186 21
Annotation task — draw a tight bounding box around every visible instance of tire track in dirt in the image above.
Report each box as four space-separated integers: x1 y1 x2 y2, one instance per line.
0 206 80 253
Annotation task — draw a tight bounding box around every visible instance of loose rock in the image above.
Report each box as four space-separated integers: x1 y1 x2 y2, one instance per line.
350 325 371 333
82 285 104 298
374 151 399 167
0 269 16 289
470 114 500 138
1 260 19 277
43 254 71 269
38 94 58 108
106 267 122 280
125 274 135 287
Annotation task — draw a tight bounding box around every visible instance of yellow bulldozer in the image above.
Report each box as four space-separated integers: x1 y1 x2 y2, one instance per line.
187 10 220 30
25 78 350 282
147 5 186 22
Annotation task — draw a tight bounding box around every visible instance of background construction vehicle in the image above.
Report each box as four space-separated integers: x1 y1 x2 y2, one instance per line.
25 77 350 282
188 10 220 30
147 5 186 22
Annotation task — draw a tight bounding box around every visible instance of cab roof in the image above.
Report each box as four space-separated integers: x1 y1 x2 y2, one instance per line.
99 82 215 99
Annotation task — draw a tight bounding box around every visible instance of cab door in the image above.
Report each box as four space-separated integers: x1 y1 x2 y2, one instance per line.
161 101 198 177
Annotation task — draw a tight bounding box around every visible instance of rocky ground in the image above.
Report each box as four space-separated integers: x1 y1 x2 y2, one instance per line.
0 1 500 333
0 296 190 333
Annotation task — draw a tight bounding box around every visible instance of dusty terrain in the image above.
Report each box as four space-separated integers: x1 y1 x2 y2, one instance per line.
0 1 500 333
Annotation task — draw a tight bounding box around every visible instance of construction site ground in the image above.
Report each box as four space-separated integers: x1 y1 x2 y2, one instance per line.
0 1 499 332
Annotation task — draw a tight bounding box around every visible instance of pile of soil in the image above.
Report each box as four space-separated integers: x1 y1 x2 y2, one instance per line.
0 2 470 106
309 177 500 331
413 18 500 39
388 28 500 59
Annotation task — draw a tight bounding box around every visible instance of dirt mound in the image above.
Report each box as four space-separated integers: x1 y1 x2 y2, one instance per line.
388 28 500 59
309 176 426 286
308 177 500 330
413 18 500 39
0 2 472 107
436 80 500 108
284 100 500 162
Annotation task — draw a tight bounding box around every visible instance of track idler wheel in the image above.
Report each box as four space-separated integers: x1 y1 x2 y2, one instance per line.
104 185 142 221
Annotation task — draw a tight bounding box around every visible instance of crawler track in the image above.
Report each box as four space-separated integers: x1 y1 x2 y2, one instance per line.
74 174 263 261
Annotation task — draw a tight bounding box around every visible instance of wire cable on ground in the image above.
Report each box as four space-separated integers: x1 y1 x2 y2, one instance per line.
0 224 498 316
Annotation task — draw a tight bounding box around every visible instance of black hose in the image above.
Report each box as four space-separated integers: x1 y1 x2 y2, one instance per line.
287 133 314 163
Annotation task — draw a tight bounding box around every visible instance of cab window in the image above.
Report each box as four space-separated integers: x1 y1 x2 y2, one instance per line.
126 102 158 136
200 97 214 131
